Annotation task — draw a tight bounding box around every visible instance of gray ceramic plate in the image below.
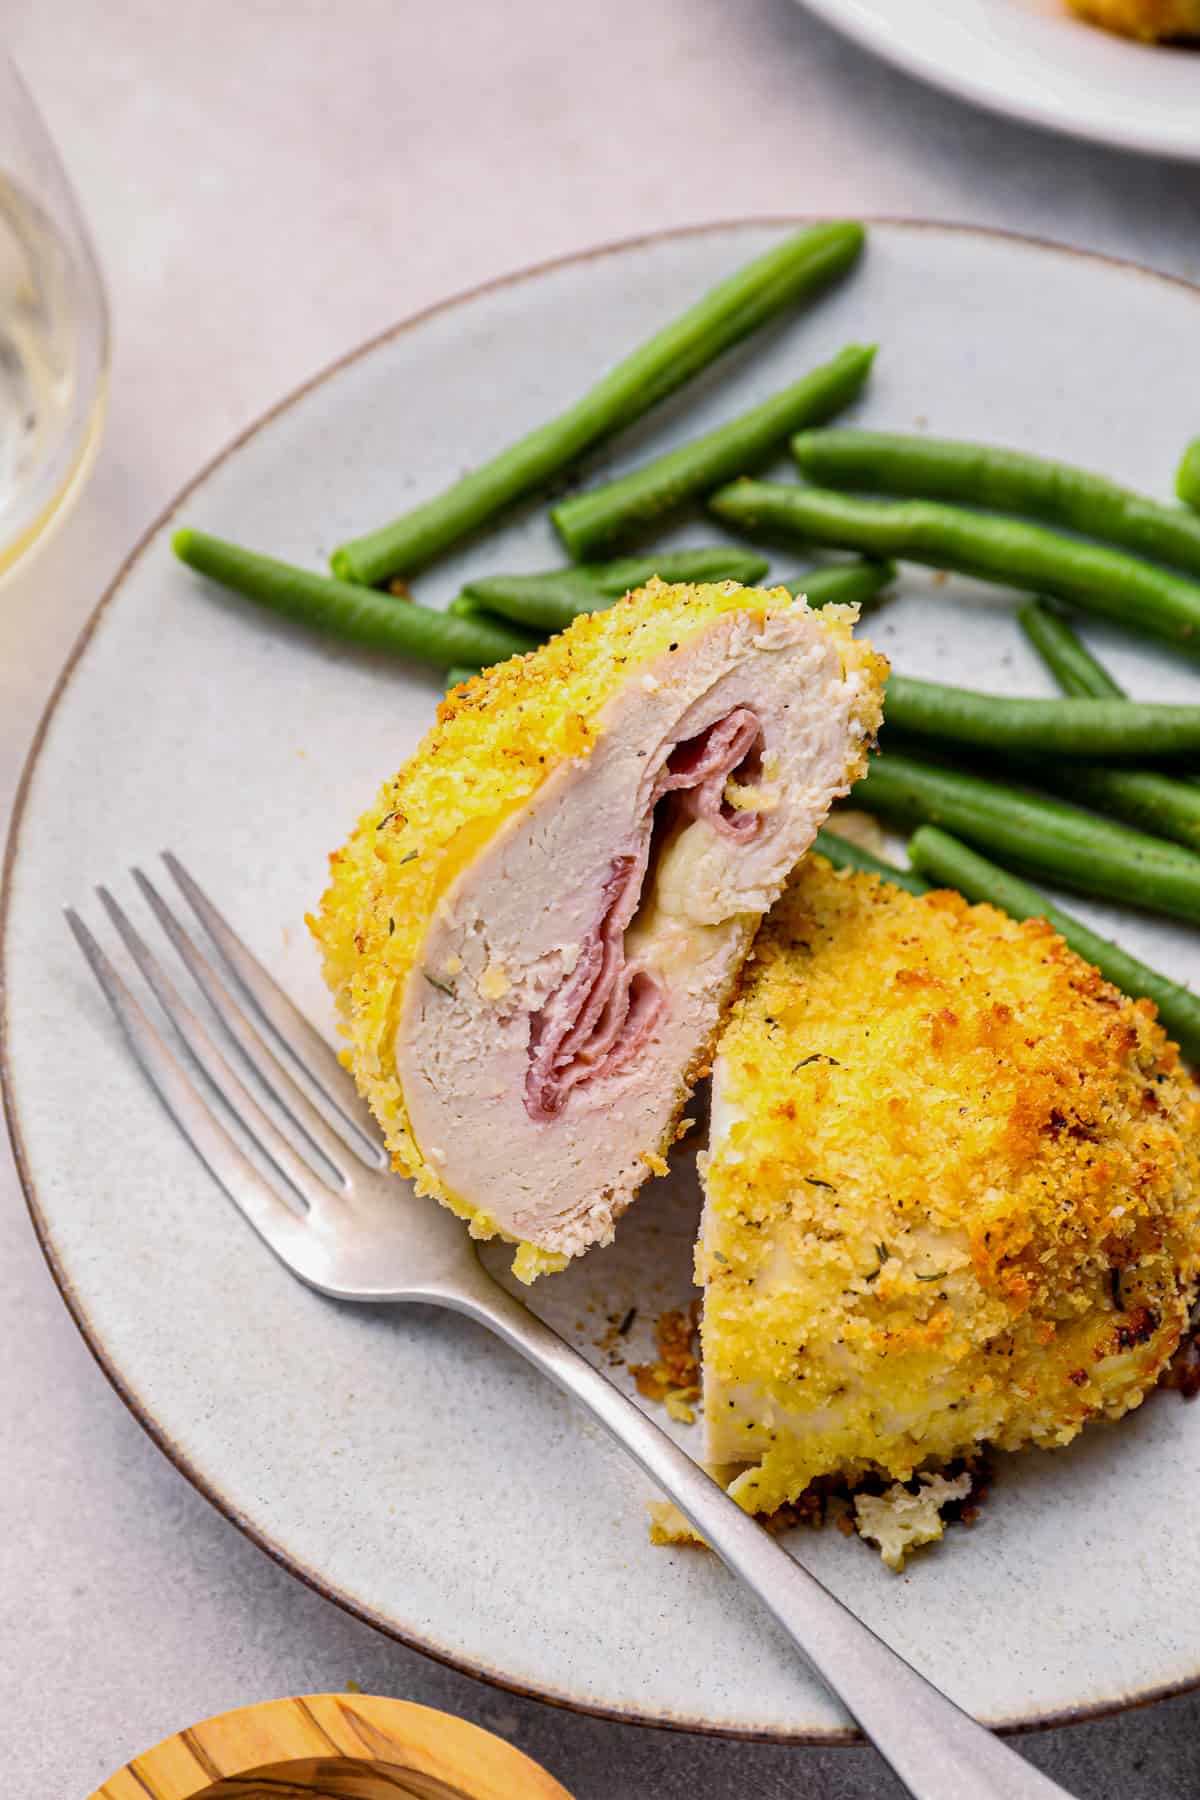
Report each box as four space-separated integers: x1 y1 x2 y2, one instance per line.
5 221 1200 1741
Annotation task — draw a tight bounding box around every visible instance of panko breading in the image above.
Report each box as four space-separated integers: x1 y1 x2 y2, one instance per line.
853 1472 972 1572
1067 0 1200 37
311 583 884 1280
700 857 1200 1519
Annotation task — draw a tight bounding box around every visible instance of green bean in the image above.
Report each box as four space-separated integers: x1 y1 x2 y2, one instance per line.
1019 598 1200 797
459 570 599 629
791 428 1200 582
447 592 494 619
551 344 876 559
330 222 866 586
813 825 928 893
586 546 771 597
784 560 895 613
1034 763 1200 853
1178 438 1200 512
855 749 1200 925
883 673 1200 758
445 592 535 649
460 547 768 633
908 825 1200 1064
709 481 1200 657
172 529 537 668
1017 599 1123 699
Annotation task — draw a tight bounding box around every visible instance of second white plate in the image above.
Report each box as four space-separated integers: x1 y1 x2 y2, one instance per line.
795 0 1200 160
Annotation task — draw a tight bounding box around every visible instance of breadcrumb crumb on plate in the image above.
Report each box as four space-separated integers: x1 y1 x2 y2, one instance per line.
854 1472 973 1572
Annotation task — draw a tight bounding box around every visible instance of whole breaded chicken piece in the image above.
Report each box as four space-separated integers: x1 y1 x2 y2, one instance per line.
1067 0 1200 39
312 583 884 1280
701 857 1200 1516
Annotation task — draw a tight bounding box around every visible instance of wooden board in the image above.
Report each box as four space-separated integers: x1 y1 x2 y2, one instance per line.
90 1692 575 1800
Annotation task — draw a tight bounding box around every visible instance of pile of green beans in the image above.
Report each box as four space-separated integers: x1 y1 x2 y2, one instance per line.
908 826 1200 1064
883 674 1200 759
551 343 876 560
791 428 1200 581
172 531 538 668
329 222 865 586
856 750 1200 926
709 481 1200 656
812 826 928 894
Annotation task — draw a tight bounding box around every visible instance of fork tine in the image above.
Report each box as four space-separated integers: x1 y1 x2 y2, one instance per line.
160 850 387 1170
65 908 309 1267
131 867 361 1184
97 886 344 1217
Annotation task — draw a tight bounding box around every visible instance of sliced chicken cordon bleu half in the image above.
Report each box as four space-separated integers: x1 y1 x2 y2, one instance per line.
312 579 885 1280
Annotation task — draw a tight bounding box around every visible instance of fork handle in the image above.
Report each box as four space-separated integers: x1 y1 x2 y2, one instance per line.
447 1278 1074 1800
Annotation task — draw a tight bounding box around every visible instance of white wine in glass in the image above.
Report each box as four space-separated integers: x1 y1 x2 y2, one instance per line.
0 49 108 577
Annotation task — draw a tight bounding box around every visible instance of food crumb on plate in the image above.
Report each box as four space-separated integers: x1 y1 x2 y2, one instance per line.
632 1302 702 1411
854 1471 974 1572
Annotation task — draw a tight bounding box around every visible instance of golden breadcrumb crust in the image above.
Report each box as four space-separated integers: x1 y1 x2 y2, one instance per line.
310 582 886 1279
702 858 1200 1514
1067 0 1200 36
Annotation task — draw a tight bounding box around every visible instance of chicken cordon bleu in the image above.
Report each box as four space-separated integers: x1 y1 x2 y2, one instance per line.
1066 0 1200 37
312 582 885 1280
700 857 1200 1517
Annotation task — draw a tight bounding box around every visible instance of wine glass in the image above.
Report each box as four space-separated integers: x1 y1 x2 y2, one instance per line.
0 48 109 578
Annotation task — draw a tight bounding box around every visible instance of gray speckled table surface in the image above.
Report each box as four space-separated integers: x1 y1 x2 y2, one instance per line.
3 3 1200 1794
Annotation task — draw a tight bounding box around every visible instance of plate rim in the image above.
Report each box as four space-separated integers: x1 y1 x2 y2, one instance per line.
793 0 1200 163
5 214 1200 1744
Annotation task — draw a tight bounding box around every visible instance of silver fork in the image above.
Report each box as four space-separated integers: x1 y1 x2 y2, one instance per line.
67 854 1073 1800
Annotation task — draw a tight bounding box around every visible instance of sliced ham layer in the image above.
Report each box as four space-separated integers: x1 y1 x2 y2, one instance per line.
525 707 765 1121
658 706 764 841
